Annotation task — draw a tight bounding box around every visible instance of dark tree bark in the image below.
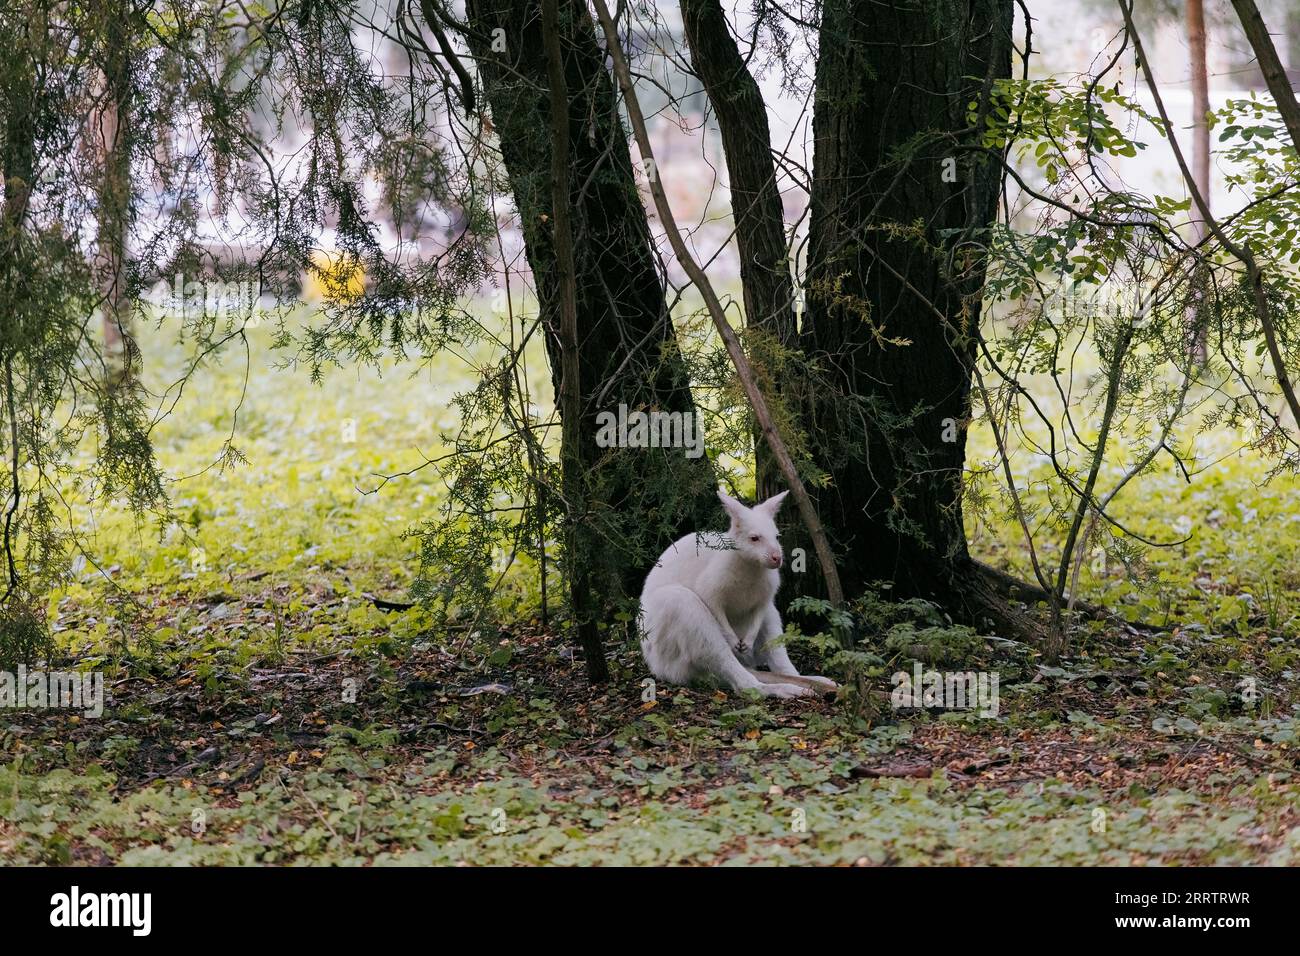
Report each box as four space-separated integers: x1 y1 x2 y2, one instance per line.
801 0 1015 623
462 0 718 638
680 0 795 501
540 0 605 681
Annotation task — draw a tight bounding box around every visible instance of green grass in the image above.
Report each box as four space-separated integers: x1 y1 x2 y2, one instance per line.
4 311 1300 865
6 753 1296 866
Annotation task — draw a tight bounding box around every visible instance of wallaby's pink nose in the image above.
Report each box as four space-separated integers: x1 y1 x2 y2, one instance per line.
769 552 783 568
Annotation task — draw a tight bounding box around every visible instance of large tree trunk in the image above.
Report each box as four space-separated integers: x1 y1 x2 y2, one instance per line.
0 15 35 235
462 0 717 644
802 0 1013 623
541 0 605 681
680 0 795 502
0 5 39 608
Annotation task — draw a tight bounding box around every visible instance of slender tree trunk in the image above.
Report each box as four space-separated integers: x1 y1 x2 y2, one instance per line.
1231 0 1300 148
680 0 795 502
802 0 1015 625
463 0 718 646
1288 6 1300 85
1187 0 1210 363
1171 0 1300 432
95 0 134 384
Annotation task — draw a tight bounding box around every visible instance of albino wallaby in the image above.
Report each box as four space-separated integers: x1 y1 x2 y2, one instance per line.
639 489 839 698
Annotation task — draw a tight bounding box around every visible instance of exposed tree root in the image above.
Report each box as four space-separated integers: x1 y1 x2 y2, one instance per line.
950 560 1048 647
970 560 1174 637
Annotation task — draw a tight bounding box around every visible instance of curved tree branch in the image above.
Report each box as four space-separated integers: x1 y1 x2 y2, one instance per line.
590 0 845 611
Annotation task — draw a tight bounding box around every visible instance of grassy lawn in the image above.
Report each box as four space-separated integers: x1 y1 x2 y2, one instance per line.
4 315 1300 865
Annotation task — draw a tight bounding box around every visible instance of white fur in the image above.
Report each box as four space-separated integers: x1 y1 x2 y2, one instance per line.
638 489 837 698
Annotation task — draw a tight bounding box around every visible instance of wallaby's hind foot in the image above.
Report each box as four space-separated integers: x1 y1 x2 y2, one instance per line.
799 675 840 693
746 668 838 697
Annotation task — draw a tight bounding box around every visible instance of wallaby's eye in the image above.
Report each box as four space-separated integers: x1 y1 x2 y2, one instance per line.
749 534 761 542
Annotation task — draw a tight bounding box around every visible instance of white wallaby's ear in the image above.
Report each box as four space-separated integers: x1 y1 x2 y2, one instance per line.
756 490 789 515
717 489 746 523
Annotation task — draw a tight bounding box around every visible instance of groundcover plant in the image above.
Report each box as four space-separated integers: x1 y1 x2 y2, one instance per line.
0 1 1297 902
